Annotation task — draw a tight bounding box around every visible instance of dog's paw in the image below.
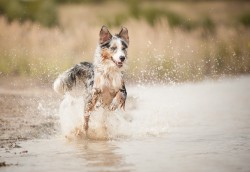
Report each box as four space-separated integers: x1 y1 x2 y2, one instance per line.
109 101 126 111
109 101 119 111
119 101 125 111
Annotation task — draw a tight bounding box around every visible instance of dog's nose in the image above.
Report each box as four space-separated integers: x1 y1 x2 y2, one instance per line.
120 56 125 62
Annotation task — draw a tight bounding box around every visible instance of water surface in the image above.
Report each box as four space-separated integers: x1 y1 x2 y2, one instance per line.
2 76 250 172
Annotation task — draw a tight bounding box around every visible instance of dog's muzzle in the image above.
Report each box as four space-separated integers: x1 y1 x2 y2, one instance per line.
111 57 124 68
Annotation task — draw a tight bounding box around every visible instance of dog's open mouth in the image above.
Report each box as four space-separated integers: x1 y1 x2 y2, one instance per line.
116 62 123 68
111 58 123 68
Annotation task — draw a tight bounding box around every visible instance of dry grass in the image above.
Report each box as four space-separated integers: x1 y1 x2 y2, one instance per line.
0 1 250 83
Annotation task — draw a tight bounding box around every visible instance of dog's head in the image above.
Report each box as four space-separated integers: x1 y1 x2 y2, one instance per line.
99 26 129 68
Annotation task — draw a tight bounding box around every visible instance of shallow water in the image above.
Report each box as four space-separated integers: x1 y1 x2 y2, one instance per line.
2 76 250 172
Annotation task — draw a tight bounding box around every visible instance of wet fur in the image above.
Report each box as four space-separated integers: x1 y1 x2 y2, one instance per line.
53 26 129 132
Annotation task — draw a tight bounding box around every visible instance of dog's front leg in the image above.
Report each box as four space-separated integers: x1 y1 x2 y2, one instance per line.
109 85 127 111
83 88 101 131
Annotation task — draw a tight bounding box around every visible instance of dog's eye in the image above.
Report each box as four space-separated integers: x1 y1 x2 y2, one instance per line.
122 47 127 51
111 47 117 51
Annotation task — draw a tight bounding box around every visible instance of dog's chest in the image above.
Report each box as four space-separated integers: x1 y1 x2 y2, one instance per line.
98 86 116 106
94 69 122 90
93 70 122 106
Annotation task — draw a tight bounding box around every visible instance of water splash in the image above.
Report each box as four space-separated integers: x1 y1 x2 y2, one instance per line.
59 87 169 140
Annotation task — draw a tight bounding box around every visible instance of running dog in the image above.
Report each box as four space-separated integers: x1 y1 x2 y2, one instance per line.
53 26 129 134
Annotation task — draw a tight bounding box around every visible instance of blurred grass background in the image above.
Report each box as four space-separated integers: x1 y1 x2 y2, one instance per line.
0 0 250 83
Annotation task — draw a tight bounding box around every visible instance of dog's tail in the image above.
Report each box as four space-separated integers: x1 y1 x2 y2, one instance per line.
53 62 94 95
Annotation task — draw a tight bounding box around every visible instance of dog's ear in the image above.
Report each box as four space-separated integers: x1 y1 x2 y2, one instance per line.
118 27 129 45
99 26 112 45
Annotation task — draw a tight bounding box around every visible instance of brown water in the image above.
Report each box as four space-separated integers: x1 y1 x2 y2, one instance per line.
1 76 250 172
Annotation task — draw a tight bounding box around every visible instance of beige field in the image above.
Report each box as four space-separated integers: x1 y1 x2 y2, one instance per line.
0 1 250 83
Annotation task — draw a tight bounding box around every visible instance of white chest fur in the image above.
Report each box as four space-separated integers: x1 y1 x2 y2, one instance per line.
94 68 123 91
93 67 123 107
